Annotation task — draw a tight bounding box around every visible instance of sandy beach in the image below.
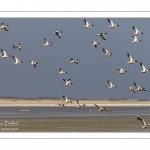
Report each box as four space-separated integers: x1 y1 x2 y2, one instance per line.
0 98 150 106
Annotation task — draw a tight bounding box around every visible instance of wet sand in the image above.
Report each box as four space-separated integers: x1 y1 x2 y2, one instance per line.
0 116 150 132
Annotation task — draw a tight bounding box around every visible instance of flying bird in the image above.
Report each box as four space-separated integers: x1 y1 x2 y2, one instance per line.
92 41 100 48
102 48 112 57
133 82 146 91
137 115 150 129
140 62 150 73
58 68 67 74
96 32 107 40
132 35 141 43
12 43 21 51
12 56 23 65
83 19 94 28
127 53 138 64
128 86 136 93
44 38 52 46
132 26 144 35
0 23 9 31
53 31 62 39
63 79 73 86
70 58 80 65
117 68 127 74
62 95 72 103
77 100 85 109
29 61 38 68
107 80 116 88
0 49 11 58
94 104 108 112
107 19 119 28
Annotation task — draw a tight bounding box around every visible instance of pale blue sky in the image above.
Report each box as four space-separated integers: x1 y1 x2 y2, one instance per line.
0 18 150 99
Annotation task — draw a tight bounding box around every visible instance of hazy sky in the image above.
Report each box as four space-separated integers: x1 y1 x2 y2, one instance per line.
0 18 150 99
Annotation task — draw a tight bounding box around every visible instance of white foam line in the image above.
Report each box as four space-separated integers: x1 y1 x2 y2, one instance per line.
0 104 150 107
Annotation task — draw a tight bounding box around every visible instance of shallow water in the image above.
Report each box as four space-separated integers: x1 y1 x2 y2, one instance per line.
0 106 150 132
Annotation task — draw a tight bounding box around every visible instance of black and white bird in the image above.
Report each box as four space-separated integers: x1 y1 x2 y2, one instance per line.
62 95 72 103
12 56 23 65
92 41 100 48
117 68 127 74
70 58 80 65
128 86 136 93
83 19 94 28
77 100 85 109
96 33 107 40
58 68 67 74
58 103 65 107
132 26 144 35
132 35 141 43
127 53 138 64
133 82 146 91
0 23 9 31
107 80 116 88
0 49 11 58
12 43 21 51
63 79 73 86
44 38 52 46
102 48 112 57
29 61 38 68
53 31 62 39
137 115 150 129
107 19 119 28
94 104 108 112
140 62 150 73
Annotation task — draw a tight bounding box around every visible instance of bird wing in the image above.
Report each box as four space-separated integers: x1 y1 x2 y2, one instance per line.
102 48 107 54
1 49 5 54
140 62 146 71
133 82 138 88
63 79 66 82
107 19 114 26
62 95 68 101
77 100 80 105
12 56 18 63
132 26 138 32
94 104 100 109
127 53 133 61
107 80 113 86
84 19 89 26
101 35 106 40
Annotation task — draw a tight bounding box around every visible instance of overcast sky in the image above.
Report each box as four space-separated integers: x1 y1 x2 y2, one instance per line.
0 18 150 99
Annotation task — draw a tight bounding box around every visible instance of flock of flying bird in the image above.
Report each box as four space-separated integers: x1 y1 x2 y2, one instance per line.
0 19 149 129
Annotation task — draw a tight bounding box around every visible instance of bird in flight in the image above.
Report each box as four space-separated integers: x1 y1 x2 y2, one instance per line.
44 38 52 46
83 19 94 28
96 32 107 40
132 26 144 35
0 23 9 31
77 100 85 109
107 19 119 28
29 61 38 68
53 31 62 39
137 115 150 129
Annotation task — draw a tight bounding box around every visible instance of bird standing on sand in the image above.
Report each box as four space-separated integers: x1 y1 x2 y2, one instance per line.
77 100 85 109
137 115 150 129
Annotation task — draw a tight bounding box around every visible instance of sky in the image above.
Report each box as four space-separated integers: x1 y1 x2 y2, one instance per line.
0 18 150 99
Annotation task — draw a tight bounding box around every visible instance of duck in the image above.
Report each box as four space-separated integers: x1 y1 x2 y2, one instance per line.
133 82 146 91
132 35 141 43
0 23 9 31
107 19 119 28
128 86 136 93
107 80 116 88
12 43 21 51
132 26 144 35
83 19 94 28
137 115 150 129
140 62 150 73
117 68 127 74
53 31 62 39
94 104 108 112
96 32 107 40
70 58 80 65
44 38 52 46
0 49 11 58
12 56 23 65
92 41 100 48
29 61 38 68
63 79 73 86
62 95 72 103
127 53 138 64
77 100 85 109
58 68 67 74
102 48 112 57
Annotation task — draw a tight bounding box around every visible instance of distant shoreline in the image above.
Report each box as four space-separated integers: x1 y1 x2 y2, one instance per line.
0 98 150 106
